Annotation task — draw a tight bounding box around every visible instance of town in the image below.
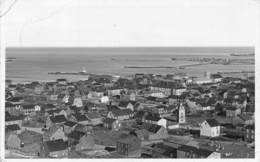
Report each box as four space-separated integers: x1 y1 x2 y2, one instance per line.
5 71 255 158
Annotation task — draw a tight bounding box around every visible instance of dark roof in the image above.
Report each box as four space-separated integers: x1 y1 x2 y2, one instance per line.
64 121 77 127
74 114 88 121
245 124 255 130
103 118 116 124
245 104 254 113
50 115 67 123
5 102 14 107
22 104 36 109
134 110 147 119
118 101 131 107
146 96 157 102
7 97 23 102
57 78 67 82
43 103 56 109
117 134 141 146
86 112 102 119
5 111 11 118
238 114 253 121
6 124 20 131
226 106 237 111
44 139 68 152
68 131 85 140
145 114 161 122
47 109 63 115
210 74 223 79
221 123 236 129
5 115 23 122
178 145 213 157
152 81 183 89
110 109 133 117
205 119 219 127
147 124 162 133
107 105 120 111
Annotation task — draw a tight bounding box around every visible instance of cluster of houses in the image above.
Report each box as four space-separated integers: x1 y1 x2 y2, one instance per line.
5 72 255 158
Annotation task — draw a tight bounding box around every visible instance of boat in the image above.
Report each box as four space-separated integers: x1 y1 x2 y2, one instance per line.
171 58 176 61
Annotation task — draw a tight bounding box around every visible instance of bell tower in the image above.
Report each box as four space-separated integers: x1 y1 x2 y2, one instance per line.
177 97 186 124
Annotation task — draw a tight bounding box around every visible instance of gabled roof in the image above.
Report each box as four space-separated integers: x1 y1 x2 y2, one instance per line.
117 134 141 146
110 109 133 117
74 114 88 121
145 114 161 122
5 102 14 107
107 105 120 111
57 78 67 82
178 145 213 157
7 97 23 102
245 124 255 130
74 124 92 133
210 74 223 79
134 110 147 119
68 131 85 140
118 101 132 107
226 106 237 111
238 114 253 121
5 111 11 118
205 119 219 127
43 103 56 109
5 115 23 122
87 112 102 119
6 124 20 131
245 104 254 113
22 104 36 110
50 115 67 123
44 125 63 138
147 124 162 133
64 121 77 127
44 139 67 152
103 118 116 124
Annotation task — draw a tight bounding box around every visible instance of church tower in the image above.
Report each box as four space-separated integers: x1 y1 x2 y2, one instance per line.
177 102 186 124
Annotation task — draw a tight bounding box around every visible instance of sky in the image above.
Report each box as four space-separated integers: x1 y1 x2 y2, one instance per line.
1 0 259 47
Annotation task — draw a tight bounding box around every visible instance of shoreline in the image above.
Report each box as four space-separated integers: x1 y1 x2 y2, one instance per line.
6 70 255 84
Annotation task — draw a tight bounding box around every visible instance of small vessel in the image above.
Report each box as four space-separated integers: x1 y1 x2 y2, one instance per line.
171 58 176 61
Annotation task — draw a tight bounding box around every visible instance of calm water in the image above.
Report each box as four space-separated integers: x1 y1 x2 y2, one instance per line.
6 47 254 83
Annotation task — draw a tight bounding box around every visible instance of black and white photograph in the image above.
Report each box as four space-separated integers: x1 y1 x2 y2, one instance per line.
0 0 259 160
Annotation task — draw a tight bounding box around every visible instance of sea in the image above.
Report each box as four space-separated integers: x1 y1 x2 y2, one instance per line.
6 47 255 83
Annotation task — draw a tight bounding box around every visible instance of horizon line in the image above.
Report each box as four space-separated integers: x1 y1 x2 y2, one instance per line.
5 46 255 49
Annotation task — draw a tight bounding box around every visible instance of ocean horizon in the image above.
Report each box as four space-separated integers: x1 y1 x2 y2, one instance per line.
6 47 255 83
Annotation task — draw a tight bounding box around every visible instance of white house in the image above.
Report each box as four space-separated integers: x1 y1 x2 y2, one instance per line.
200 119 220 137
108 89 124 96
143 115 167 128
62 95 70 103
107 109 134 121
157 118 167 128
100 96 109 104
194 77 213 85
73 97 83 108
22 104 41 115
150 92 166 98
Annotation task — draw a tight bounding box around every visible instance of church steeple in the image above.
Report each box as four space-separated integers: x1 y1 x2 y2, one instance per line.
177 97 186 124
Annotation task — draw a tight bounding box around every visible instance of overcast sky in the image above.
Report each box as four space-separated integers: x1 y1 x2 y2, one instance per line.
1 0 259 47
